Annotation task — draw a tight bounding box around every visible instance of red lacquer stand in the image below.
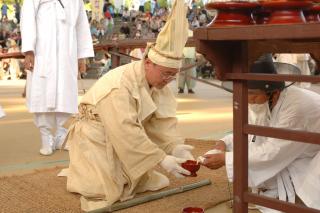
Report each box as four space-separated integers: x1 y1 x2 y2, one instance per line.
205 1 260 27
260 1 313 24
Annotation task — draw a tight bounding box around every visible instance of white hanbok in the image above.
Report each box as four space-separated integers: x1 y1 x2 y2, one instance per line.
223 86 320 212
21 0 94 113
21 0 94 154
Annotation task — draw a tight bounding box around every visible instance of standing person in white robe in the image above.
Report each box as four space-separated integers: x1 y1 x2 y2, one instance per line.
63 0 194 211
20 0 94 155
201 56 320 212
178 29 196 94
0 105 5 118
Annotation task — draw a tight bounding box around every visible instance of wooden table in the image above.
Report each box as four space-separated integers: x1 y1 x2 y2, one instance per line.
194 23 320 213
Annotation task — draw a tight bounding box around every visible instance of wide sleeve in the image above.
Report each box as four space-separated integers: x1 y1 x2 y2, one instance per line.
76 0 94 59
20 0 37 53
221 134 234 151
144 115 184 154
96 88 166 180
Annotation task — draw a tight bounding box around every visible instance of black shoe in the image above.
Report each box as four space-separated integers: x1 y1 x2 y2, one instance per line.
188 89 195 94
178 88 184 93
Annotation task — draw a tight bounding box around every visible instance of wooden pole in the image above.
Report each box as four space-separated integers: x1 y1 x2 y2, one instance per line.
233 41 249 213
89 179 212 213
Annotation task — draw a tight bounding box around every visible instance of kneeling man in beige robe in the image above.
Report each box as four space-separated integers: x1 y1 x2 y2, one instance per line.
64 0 194 211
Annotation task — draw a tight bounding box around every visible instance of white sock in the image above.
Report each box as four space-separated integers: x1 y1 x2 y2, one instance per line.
55 127 68 150
40 134 54 155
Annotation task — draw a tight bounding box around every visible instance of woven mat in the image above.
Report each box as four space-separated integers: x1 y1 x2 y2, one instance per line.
0 139 231 213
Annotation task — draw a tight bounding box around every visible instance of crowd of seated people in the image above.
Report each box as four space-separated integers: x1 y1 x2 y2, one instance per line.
0 14 23 80
88 1 213 42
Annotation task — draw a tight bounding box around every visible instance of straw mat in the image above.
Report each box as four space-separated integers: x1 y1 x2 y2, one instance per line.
0 139 231 213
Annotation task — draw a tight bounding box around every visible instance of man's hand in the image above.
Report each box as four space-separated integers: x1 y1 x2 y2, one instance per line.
213 140 226 152
202 153 225 170
24 51 34 71
78 58 87 74
172 144 194 160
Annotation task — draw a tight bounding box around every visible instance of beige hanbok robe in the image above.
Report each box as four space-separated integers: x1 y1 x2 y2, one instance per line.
65 61 183 211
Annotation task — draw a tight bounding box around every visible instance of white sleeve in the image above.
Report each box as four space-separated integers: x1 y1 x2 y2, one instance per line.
76 0 94 59
20 0 37 53
221 133 233 151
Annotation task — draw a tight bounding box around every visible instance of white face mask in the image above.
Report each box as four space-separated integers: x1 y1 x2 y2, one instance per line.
248 102 271 126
